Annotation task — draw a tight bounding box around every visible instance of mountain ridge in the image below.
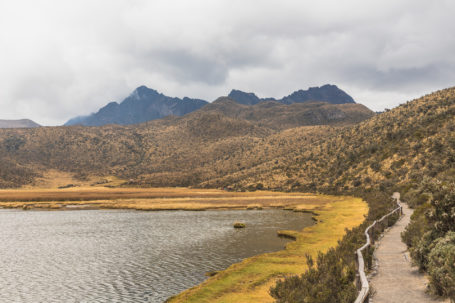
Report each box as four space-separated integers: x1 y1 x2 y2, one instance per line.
227 84 355 105
65 84 357 126
65 86 209 126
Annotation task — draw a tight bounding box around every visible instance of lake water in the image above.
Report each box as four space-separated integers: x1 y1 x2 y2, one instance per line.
0 209 313 303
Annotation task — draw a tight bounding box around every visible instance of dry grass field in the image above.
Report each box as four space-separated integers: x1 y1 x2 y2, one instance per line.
0 186 322 211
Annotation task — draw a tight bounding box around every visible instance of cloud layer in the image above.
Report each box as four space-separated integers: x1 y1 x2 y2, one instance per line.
1 0 455 125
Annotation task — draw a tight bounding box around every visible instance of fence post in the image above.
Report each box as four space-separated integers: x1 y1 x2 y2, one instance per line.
368 227 375 245
355 273 361 291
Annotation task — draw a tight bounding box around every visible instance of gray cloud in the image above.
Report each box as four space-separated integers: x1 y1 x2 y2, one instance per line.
1 0 455 124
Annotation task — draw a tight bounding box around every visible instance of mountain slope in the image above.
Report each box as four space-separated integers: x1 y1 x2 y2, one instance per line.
227 84 355 105
0 119 40 128
208 87 455 191
0 97 374 188
201 97 373 130
65 86 208 126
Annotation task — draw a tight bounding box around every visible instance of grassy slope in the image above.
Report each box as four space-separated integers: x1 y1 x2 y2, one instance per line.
0 101 373 188
168 196 367 303
210 86 455 191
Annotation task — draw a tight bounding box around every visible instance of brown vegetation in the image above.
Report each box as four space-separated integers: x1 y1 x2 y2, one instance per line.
0 100 373 188
0 187 322 211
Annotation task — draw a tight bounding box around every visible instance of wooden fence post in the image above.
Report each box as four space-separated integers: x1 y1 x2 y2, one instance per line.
355 273 361 291
369 227 375 245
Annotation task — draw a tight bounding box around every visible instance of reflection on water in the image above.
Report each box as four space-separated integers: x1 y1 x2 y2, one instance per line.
0 209 313 303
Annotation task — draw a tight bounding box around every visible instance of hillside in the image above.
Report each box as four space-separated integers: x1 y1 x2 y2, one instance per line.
0 119 40 128
202 98 372 130
0 100 373 188
208 87 455 192
228 84 355 105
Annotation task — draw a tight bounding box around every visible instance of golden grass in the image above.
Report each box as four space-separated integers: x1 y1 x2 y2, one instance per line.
168 195 368 303
0 187 315 210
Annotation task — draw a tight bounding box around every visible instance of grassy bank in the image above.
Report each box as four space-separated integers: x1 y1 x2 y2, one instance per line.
167 196 367 303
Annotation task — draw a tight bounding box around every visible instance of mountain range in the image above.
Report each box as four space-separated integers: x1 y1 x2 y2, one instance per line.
65 84 356 126
228 84 355 105
65 86 208 126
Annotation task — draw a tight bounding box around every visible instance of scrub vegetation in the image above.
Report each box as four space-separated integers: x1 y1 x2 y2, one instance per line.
401 180 455 299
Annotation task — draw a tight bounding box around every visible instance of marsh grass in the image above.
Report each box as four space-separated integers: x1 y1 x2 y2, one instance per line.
0 187 321 211
168 196 368 303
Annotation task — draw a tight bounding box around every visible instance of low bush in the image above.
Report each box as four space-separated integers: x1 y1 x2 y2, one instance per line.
427 232 455 299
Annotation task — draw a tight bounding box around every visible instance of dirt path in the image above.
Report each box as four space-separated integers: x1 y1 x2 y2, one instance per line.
370 194 448 303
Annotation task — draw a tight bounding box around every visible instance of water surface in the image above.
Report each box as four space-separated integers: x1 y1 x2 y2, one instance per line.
0 209 313 302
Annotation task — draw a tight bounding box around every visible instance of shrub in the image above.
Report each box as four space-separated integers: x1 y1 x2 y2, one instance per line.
410 230 437 271
427 232 455 299
270 251 357 303
401 203 431 247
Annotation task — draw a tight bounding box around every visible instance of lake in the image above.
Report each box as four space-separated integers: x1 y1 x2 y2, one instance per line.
0 208 313 302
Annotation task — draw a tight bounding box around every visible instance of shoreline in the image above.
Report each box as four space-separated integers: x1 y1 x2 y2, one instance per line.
168 196 368 303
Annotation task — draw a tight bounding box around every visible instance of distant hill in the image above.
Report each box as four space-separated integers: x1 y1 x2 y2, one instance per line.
201 97 373 130
228 84 355 105
65 86 209 126
0 119 40 128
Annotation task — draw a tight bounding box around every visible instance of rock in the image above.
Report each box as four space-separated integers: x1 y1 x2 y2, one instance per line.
233 222 246 228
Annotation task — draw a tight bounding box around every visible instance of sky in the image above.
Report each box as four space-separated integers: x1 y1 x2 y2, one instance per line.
1 0 455 125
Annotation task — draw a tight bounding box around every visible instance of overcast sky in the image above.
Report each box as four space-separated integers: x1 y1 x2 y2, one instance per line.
1 0 455 125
